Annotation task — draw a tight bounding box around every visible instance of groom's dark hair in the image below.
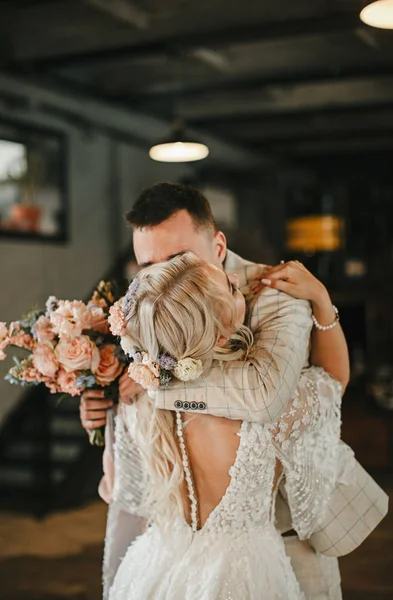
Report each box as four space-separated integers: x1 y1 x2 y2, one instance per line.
125 182 217 233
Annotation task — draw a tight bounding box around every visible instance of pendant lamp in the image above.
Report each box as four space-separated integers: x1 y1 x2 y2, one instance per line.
360 0 393 29
149 121 209 163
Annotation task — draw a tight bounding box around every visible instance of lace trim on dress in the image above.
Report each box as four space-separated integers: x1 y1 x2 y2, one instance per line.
269 367 345 539
112 405 146 515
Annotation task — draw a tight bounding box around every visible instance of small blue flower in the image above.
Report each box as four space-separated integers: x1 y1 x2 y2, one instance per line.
76 374 97 389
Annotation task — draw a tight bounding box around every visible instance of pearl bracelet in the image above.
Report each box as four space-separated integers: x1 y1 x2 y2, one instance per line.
311 305 339 331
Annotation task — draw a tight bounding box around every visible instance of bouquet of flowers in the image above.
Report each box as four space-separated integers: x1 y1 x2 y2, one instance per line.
0 280 129 446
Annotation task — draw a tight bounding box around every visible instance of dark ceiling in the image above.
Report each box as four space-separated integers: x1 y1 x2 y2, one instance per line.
1 0 393 172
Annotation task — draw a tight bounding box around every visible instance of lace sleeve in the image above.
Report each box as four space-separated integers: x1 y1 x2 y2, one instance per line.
270 366 346 539
102 404 148 599
112 403 147 516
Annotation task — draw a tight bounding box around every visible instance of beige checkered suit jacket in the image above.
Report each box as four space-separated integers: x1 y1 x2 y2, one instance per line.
153 249 313 422
153 249 388 557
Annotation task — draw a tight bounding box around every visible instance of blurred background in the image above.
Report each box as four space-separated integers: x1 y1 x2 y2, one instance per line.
0 1 392 598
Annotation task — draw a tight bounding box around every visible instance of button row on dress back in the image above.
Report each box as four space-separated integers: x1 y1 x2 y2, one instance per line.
175 410 198 532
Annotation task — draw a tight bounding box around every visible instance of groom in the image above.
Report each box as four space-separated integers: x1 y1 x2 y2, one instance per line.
81 182 387 599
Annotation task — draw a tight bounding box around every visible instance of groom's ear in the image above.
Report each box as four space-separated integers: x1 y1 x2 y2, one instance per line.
213 231 227 265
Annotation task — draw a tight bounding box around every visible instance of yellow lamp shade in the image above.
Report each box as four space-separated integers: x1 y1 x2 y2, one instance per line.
286 215 344 252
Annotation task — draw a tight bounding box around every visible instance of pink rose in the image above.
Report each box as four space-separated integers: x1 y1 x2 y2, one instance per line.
34 315 56 343
55 335 100 373
108 300 127 336
33 342 59 379
88 305 109 334
128 362 159 391
95 344 123 386
50 300 90 338
57 368 82 397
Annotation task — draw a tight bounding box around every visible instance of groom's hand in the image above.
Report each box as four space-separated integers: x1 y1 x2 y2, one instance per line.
80 390 113 430
80 373 144 432
118 370 144 405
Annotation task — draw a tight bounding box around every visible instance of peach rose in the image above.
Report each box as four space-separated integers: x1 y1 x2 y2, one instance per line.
57 368 81 397
108 300 127 336
128 362 159 391
34 315 56 343
33 342 59 379
88 305 109 334
55 335 100 373
50 300 90 338
95 344 123 386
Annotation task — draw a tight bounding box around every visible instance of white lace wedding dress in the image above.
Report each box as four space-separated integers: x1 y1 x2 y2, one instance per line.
107 368 348 600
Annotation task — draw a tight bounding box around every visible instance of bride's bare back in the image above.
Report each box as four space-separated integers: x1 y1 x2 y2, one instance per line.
179 413 283 529
180 414 242 528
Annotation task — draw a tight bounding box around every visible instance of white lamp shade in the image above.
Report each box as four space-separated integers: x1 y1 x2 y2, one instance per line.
149 141 209 163
360 0 393 29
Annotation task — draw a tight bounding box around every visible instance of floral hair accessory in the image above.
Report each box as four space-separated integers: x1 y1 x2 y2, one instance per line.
125 348 203 391
158 353 177 371
122 278 140 317
127 351 160 391
173 358 203 382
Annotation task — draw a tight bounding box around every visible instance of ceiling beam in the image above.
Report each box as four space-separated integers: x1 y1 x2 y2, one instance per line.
268 132 393 157
84 0 149 29
175 77 393 122
189 102 393 126
0 72 271 170
209 109 393 142
274 137 393 155
128 65 393 100
10 12 359 71
268 129 393 148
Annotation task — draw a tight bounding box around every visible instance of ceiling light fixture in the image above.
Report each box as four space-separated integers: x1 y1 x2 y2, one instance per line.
149 121 209 163
360 0 393 29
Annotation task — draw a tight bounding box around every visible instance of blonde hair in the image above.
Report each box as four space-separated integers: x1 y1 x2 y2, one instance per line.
124 252 253 529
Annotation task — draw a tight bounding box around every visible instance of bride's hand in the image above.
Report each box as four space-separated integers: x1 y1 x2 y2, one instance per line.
257 261 330 306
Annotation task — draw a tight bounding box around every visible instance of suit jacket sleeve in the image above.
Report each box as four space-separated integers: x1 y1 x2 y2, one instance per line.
152 287 312 424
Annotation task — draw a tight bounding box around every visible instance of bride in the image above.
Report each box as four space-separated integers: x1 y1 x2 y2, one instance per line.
108 252 347 600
